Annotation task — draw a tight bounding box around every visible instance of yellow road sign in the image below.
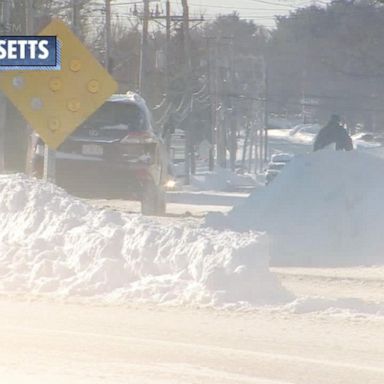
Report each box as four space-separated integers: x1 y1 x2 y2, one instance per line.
0 19 118 149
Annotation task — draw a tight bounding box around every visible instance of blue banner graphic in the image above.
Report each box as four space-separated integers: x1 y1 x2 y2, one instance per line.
0 36 61 71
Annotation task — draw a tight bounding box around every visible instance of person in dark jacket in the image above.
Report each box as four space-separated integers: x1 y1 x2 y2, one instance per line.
313 114 353 151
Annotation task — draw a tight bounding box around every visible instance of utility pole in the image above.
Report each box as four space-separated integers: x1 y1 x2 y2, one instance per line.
216 38 233 169
181 0 192 184
263 58 269 162
28 0 55 181
72 0 80 36
248 121 254 173
105 0 112 72
214 42 224 169
162 0 172 154
139 0 150 97
25 0 34 34
165 0 171 92
229 39 237 171
26 0 55 181
181 0 191 72
133 0 203 181
0 0 11 172
165 1 171 42
206 37 215 171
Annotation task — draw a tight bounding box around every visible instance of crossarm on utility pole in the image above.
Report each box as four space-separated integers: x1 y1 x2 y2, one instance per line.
0 0 11 173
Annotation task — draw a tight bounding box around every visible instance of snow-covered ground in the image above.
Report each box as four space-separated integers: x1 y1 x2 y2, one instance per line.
1 147 384 383
1 297 383 384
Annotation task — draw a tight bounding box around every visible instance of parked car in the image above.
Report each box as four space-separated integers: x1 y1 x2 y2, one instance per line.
352 132 383 148
26 92 169 216
265 153 293 185
270 153 294 163
352 132 375 142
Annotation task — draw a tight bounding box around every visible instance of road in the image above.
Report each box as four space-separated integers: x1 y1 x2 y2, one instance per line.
1 266 383 384
88 190 249 217
273 267 384 303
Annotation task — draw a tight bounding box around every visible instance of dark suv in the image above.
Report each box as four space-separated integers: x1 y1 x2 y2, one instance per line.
27 93 168 215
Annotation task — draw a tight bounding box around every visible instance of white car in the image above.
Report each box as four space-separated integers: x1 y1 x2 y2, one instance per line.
265 153 294 185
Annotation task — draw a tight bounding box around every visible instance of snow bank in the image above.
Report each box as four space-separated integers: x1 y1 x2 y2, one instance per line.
0 174 289 306
207 150 384 266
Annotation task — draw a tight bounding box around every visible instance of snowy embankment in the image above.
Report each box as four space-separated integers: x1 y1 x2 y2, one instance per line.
0 174 288 306
207 150 384 267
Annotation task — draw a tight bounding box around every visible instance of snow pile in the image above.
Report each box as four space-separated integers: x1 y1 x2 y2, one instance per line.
208 150 384 266
0 174 289 305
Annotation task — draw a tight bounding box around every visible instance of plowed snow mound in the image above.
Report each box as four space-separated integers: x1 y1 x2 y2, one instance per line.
209 151 384 266
0 174 289 306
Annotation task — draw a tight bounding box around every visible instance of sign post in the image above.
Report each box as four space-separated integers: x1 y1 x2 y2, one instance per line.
0 0 11 173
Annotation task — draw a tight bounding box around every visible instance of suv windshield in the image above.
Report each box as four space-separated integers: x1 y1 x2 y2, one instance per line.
73 102 148 139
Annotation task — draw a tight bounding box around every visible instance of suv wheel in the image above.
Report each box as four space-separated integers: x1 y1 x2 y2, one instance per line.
141 181 166 216
156 189 166 216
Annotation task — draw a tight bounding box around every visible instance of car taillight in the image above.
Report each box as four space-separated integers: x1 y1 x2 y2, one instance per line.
35 144 44 156
165 179 176 189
